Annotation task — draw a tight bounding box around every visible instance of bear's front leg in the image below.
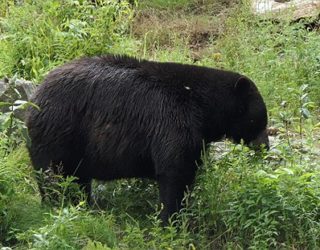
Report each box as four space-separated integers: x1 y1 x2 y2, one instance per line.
158 169 196 225
75 177 92 204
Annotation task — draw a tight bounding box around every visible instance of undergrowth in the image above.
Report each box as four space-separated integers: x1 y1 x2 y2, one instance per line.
0 0 135 81
1 0 320 249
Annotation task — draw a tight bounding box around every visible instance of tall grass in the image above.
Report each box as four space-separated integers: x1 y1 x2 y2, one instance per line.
1 0 320 249
0 0 135 81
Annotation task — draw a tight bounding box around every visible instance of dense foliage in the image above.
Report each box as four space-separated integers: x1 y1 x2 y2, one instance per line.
0 0 320 249
0 0 134 80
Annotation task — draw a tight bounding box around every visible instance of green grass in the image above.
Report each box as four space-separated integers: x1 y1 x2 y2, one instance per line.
1 0 320 249
0 0 134 81
138 0 191 10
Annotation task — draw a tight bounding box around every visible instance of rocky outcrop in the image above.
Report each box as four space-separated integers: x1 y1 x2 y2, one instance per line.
252 0 320 20
0 77 37 120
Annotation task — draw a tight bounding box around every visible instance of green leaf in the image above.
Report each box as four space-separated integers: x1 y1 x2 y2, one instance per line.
300 108 310 119
0 102 12 108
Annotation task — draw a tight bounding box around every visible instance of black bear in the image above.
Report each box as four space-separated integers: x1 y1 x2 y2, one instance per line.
26 55 269 223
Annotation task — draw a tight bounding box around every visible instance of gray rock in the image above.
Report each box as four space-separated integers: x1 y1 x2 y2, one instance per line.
0 78 9 96
252 0 320 20
0 77 36 101
0 77 37 120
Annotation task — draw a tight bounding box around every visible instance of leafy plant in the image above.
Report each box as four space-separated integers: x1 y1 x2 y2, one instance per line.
0 77 37 155
0 0 135 81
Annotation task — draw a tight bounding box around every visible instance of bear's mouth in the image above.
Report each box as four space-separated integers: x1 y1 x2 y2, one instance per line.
248 129 269 151
226 129 269 151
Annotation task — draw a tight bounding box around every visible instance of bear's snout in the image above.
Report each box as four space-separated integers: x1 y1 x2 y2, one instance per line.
249 129 269 151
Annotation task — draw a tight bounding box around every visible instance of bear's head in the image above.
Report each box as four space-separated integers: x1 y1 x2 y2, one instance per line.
227 76 269 150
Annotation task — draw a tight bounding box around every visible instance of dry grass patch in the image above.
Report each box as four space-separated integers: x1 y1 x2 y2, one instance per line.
132 9 229 60
132 0 240 60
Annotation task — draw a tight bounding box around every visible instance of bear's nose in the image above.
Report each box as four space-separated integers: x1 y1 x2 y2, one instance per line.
249 129 269 151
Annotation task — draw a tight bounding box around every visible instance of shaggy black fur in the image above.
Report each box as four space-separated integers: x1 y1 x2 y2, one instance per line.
26 55 269 223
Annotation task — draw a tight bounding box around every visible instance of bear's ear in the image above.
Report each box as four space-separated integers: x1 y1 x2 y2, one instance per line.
234 76 251 95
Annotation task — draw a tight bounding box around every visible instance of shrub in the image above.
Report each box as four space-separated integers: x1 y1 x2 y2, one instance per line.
0 0 134 81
